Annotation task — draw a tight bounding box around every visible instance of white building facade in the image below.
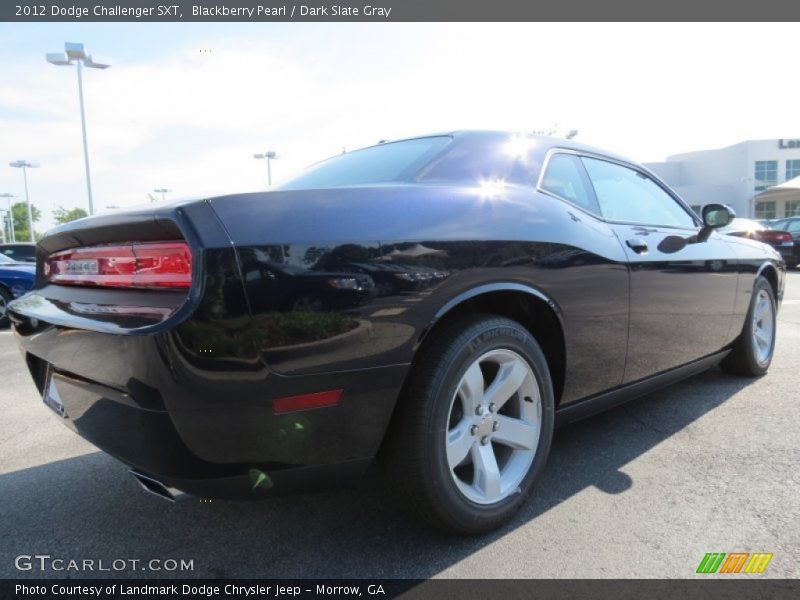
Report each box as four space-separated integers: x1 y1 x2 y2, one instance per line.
644 138 800 219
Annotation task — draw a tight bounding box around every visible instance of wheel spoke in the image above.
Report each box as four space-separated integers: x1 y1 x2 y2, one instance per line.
484 359 527 411
472 443 501 500
458 362 484 413
492 415 536 450
754 328 770 348
755 297 768 319
446 421 474 468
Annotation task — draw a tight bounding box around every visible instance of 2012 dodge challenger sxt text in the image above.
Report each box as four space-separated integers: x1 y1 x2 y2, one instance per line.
9 132 784 533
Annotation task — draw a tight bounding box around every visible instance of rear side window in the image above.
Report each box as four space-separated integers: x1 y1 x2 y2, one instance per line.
540 153 600 215
581 157 696 228
279 136 451 190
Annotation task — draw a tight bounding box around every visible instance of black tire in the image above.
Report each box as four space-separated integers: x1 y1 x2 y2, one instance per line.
720 276 776 377
0 286 11 328
385 314 555 534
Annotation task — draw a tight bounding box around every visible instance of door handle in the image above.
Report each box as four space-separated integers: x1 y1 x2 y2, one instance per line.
626 238 648 254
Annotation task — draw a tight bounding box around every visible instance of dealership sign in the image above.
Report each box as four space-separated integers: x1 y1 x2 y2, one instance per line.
779 139 800 149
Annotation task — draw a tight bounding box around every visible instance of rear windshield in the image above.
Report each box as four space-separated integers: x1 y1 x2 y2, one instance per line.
279 136 452 190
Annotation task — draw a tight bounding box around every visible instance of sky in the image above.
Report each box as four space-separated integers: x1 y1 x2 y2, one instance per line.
0 22 797 232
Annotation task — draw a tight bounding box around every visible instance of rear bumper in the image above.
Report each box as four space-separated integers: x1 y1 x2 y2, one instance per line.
786 246 800 266
13 316 407 498
773 243 797 265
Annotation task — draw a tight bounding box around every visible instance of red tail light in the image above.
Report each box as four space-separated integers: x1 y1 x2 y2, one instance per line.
45 242 192 289
758 230 793 243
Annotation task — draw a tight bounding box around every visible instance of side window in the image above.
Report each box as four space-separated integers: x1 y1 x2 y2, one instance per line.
581 157 696 228
540 153 601 215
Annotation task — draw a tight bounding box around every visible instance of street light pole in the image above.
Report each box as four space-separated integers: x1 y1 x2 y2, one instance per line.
75 58 95 215
153 188 171 203
0 194 16 242
9 161 39 242
46 43 110 215
22 166 32 240
253 151 279 187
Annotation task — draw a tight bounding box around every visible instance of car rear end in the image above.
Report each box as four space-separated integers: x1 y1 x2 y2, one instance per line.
755 229 795 266
8 200 398 500
721 219 795 267
0 257 35 326
770 218 800 268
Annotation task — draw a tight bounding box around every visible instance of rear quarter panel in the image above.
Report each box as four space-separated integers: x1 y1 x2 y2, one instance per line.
209 185 631 405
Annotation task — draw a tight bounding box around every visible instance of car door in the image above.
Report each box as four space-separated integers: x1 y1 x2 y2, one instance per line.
579 155 739 383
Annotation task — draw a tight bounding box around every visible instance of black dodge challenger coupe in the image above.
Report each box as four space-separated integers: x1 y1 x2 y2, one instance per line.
9 131 784 533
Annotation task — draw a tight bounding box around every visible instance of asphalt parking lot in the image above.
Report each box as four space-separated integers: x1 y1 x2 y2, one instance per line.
1 273 799 579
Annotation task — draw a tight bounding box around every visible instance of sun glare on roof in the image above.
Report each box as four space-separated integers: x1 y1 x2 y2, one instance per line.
503 134 536 161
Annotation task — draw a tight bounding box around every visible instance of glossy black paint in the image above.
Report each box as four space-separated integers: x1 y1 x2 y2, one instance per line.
8 132 786 499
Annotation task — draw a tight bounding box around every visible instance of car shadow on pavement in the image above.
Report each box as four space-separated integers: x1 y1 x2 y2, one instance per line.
0 367 755 579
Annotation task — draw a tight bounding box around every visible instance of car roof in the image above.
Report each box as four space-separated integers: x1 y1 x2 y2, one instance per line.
377 130 639 167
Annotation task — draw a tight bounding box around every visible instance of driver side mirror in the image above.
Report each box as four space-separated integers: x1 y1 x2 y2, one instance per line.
702 204 735 228
698 204 735 241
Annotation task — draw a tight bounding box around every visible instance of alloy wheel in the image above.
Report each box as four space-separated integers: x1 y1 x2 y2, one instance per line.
445 349 541 505
751 288 774 365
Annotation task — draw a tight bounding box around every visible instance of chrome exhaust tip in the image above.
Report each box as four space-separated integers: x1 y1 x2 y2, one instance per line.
130 470 189 502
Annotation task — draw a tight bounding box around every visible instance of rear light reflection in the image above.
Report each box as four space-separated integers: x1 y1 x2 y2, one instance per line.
273 390 343 415
759 231 793 243
45 242 192 289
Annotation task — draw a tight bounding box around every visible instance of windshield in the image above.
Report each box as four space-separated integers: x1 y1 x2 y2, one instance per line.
279 136 452 190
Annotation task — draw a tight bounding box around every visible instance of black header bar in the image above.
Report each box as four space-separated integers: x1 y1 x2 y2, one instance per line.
3 0 800 22
3 579 800 600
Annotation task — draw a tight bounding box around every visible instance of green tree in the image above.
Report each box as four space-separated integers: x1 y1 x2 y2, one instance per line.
12 202 41 242
53 206 88 225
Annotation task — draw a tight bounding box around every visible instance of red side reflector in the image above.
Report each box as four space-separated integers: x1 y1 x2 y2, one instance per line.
46 242 192 289
273 390 343 415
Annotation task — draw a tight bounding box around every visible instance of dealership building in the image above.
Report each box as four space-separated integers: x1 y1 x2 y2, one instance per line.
644 138 800 220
